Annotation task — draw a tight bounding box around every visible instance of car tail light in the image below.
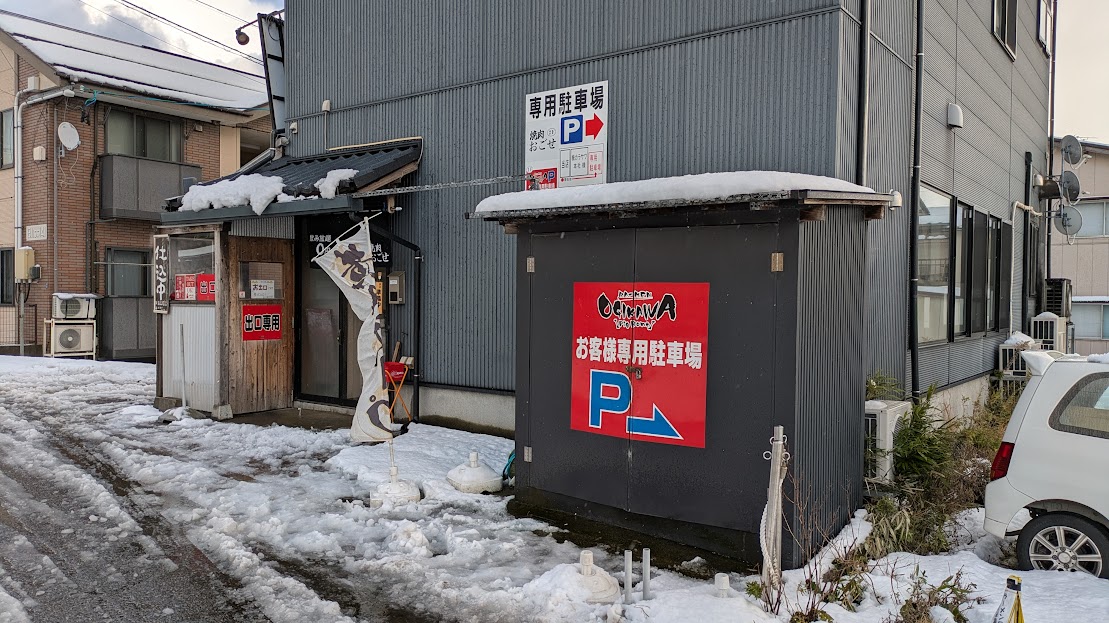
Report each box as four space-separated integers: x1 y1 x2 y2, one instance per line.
990 442 1015 481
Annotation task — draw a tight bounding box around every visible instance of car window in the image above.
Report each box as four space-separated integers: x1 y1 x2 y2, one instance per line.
1050 373 1109 439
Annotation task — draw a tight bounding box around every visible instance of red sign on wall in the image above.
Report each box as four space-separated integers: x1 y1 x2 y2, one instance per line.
570 282 709 448
173 273 215 301
243 304 282 341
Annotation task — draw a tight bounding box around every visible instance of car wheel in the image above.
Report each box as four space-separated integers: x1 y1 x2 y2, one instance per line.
1017 513 1109 578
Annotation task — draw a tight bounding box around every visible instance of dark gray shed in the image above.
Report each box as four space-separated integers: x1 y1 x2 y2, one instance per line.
473 179 892 567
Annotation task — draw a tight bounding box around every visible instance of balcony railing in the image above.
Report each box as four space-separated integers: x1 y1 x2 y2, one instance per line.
100 154 202 221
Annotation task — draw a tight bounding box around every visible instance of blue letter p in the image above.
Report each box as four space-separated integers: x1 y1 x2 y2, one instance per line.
589 370 631 428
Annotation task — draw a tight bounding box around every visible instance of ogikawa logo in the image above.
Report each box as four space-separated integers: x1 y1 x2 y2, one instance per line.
596 289 677 330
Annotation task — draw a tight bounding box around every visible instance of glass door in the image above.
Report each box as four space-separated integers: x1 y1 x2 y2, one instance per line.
297 216 362 405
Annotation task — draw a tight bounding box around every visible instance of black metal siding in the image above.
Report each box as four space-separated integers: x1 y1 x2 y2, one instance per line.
790 208 868 566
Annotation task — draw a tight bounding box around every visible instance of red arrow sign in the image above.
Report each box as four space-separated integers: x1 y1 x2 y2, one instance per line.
585 114 604 139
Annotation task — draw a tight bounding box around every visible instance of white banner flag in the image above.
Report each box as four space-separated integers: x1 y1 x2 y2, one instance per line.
313 219 396 442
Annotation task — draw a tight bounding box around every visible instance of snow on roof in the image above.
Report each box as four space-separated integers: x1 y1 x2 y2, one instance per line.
474 171 874 215
0 10 267 111
1074 295 1109 303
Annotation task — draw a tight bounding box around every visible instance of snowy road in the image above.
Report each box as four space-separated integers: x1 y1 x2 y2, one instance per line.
0 362 267 622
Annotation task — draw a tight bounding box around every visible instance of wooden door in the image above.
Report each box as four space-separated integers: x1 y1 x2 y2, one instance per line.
227 236 295 414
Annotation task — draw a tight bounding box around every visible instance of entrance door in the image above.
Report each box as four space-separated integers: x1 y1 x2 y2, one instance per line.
297 216 362 404
227 236 295 414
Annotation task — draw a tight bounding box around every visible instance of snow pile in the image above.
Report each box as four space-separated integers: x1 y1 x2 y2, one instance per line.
314 169 359 199
1003 331 1035 346
1089 353 1109 364
1033 311 1060 320
475 170 875 214
180 174 285 215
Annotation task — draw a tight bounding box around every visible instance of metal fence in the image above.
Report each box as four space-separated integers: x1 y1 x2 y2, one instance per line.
0 305 38 348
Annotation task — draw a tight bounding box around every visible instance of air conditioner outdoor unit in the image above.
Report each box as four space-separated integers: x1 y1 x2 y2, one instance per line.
864 400 912 484
52 294 96 320
1030 312 1068 352
49 322 95 356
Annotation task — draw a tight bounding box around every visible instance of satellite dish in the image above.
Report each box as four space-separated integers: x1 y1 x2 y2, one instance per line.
57 122 81 150
1054 205 1083 236
1059 170 1082 204
1061 135 1085 166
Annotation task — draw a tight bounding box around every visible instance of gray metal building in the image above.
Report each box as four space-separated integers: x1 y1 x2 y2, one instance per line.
278 0 1052 424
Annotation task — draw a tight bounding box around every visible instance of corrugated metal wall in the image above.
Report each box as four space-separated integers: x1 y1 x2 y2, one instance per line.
160 305 218 411
282 0 1048 392
792 208 868 565
911 0 1049 389
284 1 846 389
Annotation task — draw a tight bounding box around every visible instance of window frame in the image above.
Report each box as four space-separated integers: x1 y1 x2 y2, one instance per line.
1038 0 1054 55
917 185 1013 345
1049 372 1109 440
1072 303 1109 340
105 247 152 298
0 109 13 169
993 0 1019 59
105 109 184 163
0 248 13 305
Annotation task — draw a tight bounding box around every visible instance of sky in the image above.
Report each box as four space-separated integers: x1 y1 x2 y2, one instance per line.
0 0 1104 141
1054 0 1109 143
0 0 281 74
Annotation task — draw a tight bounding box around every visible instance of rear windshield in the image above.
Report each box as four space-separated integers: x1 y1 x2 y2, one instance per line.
1050 372 1109 439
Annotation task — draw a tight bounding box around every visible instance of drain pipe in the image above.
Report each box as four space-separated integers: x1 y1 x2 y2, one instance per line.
1044 0 1059 294
14 86 77 248
908 0 925 400
856 0 871 187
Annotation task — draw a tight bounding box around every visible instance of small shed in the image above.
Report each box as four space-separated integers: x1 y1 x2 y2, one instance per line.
472 172 893 566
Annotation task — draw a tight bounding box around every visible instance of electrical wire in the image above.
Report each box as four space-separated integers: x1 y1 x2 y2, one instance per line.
103 0 263 65
71 0 196 58
185 0 250 23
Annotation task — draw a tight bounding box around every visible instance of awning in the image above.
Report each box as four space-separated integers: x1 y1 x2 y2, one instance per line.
162 138 422 224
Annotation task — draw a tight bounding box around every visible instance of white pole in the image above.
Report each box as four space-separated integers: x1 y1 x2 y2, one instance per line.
179 324 187 408
623 550 633 604
17 284 24 357
641 548 652 600
762 425 786 590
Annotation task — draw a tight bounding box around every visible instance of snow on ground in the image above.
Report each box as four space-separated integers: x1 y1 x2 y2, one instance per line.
474 170 874 214
0 581 29 623
0 356 1107 621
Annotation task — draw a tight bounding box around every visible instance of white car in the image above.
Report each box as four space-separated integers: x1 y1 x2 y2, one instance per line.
984 351 1109 578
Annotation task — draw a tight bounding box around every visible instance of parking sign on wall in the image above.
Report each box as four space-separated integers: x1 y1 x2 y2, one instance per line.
525 80 608 189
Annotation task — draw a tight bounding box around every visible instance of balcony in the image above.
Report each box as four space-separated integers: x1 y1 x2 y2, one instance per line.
100 154 202 221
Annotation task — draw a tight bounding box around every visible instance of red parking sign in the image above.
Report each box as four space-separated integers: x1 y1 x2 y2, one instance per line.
569 282 709 448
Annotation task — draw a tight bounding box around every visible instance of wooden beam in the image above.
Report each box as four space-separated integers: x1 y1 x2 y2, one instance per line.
799 206 827 222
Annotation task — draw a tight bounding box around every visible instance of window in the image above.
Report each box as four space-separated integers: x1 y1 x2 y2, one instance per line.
1050 374 1109 439
994 0 1018 56
239 262 284 299
1038 0 1054 52
1074 202 1109 237
918 187 953 343
917 186 1012 343
0 109 12 168
106 109 183 162
0 248 13 305
106 248 150 297
1073 304 1109 339
169 234 215 302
